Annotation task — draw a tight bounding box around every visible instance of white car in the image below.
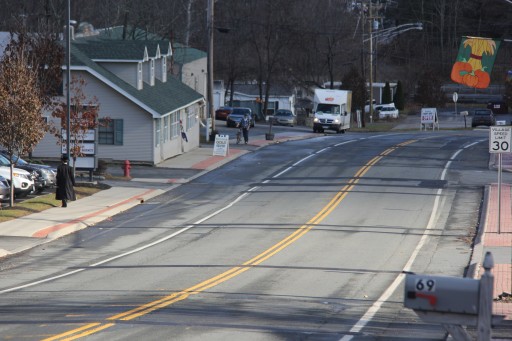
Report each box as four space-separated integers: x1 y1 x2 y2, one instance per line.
378 105 399 119
0 166 35 198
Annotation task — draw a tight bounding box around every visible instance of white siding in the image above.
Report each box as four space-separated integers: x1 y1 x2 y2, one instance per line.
181 57 207 97
99 62 138 88
34 67 202 165
155 57 167 83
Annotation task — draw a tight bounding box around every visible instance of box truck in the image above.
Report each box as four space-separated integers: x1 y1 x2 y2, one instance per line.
312 89 352 133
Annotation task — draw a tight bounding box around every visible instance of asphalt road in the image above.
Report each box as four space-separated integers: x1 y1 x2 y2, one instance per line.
0 129 508 340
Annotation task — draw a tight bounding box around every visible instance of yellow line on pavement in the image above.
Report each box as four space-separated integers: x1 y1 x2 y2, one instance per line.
43 141 416 340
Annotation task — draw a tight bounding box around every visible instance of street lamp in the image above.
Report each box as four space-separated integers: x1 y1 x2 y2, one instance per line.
364 16 423 122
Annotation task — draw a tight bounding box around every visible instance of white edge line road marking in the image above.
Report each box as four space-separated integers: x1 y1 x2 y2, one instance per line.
339 144 474 341
0 138 358 295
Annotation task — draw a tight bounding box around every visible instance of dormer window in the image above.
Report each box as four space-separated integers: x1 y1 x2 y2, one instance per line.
162 58 167 82
137 62 143 89
150 59 155 86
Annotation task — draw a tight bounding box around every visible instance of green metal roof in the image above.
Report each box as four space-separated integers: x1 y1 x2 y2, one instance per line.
69 42 203 117
73 38 171 60
92 26 206 64
172 42 206 65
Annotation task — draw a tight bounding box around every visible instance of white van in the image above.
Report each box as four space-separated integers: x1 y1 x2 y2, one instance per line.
312 89 352 134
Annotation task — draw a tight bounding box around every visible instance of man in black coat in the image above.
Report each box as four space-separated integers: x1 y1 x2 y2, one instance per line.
55 155 76 207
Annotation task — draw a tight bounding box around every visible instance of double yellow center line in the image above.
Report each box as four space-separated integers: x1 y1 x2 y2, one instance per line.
43 140 416 341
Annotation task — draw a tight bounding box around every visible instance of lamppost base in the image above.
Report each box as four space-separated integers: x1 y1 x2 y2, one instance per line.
265 133 274 140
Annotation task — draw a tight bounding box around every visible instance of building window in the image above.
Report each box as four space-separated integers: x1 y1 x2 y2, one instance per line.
137 62 143 89
99 119 123 145
186 108 196 130
171 112 179 139
155 118 161 147
163 116 169 142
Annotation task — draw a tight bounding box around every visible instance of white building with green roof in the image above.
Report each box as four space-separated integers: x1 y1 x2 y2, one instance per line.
33 35 205 165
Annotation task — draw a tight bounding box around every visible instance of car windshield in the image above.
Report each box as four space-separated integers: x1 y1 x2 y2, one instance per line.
316 104 340 114
475 111 491 116
231 108 251 115
276 111 292 116
0 155 11 166
0 153 27 165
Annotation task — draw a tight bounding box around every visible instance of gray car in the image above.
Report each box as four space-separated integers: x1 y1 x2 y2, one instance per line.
0 175 9 202
226 107 256 128
272 109 296 126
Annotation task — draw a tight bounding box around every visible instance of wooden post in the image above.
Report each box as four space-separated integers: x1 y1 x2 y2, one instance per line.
478 252 494 341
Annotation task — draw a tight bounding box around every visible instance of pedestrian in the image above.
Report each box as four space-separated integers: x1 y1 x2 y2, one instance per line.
238 113 251 144
56 155 76 208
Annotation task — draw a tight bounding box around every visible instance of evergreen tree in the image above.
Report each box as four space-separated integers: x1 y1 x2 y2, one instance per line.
341 66 366 111
414 69 445 107
394 80 405 110
382 82 392 104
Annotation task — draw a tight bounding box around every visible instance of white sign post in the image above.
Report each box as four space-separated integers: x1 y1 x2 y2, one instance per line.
452 92 458 116
489 126 512 234
212 134 229 156
420 108 439 131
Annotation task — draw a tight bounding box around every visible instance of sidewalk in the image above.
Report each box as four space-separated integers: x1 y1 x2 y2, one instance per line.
477 153 512 323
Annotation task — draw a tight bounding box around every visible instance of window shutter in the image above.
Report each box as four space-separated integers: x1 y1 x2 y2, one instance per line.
114 119 123 145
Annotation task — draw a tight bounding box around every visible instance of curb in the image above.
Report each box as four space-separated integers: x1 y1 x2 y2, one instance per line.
467 185 489 279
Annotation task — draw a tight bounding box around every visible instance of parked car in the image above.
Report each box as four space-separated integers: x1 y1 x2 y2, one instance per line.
487 101 508 115
272 109 296 126
472 109 495 127
215 106 233 120
364 99 377 113
378 105 399 119
226 107 255 128
0 152 56 192
0 175 10 202
0 163 35 198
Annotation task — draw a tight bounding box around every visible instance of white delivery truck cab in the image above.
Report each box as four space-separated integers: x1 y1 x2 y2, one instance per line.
312 89 352 133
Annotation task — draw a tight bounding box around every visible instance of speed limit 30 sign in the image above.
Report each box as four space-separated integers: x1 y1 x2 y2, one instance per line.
490 126 512 153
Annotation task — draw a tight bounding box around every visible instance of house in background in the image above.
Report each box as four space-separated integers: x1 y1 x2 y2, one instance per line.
171 42 207 99
367 82 397 104
213 80 226 111
33 30 204 165
225 83 296 117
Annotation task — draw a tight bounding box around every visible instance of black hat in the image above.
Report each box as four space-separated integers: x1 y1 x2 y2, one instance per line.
61 155 69 162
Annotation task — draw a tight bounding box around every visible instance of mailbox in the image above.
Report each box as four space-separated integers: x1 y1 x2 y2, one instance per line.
404 274 480 315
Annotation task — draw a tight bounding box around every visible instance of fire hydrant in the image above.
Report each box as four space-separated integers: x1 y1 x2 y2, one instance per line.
123 160 131 178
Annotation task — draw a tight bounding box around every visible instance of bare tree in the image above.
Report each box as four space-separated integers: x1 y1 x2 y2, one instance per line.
0 35 45 206
50 76 102 174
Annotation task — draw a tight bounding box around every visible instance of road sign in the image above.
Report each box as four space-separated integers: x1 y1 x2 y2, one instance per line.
453 92 458 103
489 126 512 153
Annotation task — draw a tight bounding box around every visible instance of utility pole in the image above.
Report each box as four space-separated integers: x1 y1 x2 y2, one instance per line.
369 1 374 123
206 0 215 139
66 0 71 160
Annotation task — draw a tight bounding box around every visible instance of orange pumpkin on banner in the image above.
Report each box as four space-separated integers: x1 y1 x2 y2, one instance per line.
450 61 472 83
474 70 491 88
462 73 479 87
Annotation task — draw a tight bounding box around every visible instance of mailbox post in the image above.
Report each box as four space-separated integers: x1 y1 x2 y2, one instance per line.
404 252 503 341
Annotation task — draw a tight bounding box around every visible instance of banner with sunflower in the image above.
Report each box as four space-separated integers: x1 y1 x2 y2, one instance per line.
450 36 500 89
